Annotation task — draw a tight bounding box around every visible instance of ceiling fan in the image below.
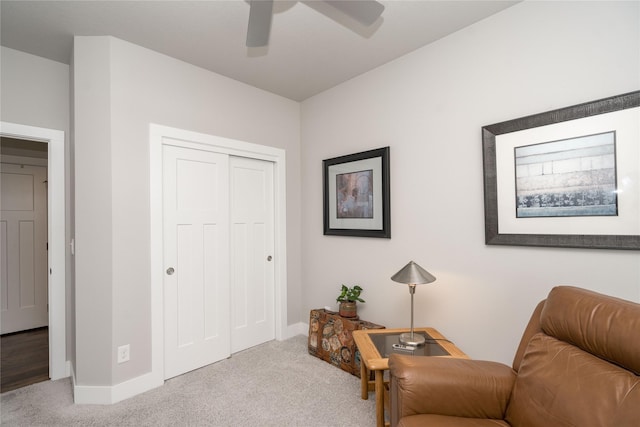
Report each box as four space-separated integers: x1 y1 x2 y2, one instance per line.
246 0 385 47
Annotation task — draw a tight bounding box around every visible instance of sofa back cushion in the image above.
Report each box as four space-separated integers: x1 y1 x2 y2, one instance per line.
506 286 640 427
541 286 640 375
505 333 640 427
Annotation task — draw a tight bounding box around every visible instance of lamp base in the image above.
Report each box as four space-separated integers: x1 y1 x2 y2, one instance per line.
399 332 425 347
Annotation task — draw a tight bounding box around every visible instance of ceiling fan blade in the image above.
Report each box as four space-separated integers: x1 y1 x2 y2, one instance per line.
323 0 385 26
246 0 274 47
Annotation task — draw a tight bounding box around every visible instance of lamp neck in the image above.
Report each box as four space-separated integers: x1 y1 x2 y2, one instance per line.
409 283 416 338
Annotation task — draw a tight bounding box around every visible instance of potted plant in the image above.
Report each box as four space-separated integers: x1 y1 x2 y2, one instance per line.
336 284 365 318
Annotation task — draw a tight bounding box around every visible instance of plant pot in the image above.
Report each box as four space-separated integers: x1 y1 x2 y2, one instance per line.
339 301 357 318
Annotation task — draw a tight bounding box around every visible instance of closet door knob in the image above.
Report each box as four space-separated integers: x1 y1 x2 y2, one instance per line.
267 256 273 261
166 267 175 275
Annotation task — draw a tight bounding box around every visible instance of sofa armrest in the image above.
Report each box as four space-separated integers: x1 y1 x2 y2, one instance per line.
389 354 516 426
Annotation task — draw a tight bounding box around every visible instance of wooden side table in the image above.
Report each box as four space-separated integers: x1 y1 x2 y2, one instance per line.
353 327 468 427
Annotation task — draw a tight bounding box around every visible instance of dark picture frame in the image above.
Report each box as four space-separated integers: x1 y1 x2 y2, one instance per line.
323 147 390 238
482 91 640 250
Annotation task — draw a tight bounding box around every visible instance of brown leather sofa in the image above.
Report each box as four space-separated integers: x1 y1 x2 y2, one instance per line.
388 286 640 427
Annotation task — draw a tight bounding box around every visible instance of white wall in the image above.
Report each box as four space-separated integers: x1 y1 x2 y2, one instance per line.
0 47 69 131
74 36 301 387
0 46 75 368
300 0 640 364
73 37 114 385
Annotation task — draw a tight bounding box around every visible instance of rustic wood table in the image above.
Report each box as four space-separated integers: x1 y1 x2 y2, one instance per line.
353 327 469 427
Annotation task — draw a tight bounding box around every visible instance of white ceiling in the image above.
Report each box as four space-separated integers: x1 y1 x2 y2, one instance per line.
0 0 519 101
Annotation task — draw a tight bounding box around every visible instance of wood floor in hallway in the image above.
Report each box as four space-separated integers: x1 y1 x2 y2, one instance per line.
1 327 49 393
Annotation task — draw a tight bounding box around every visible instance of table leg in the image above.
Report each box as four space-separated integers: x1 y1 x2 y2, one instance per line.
375 370 384 427
360 361 368 400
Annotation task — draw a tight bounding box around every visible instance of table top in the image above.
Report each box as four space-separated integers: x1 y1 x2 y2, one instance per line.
353 327 469 371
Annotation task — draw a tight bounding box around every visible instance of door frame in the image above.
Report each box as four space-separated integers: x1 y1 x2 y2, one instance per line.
149 124 287 385
0 121 67 380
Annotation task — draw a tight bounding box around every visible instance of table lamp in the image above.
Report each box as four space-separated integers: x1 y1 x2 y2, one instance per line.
391 260 436 346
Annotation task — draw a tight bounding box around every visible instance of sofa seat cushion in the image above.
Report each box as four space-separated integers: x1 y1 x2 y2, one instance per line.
506 333 640 427
398 414 510 427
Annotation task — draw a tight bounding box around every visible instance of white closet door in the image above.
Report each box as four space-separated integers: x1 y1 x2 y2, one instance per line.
163 145 230 379
230 157 275 352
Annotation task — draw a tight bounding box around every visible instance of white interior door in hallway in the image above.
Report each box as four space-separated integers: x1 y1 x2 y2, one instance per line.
162 145 275 380
1 162 48 334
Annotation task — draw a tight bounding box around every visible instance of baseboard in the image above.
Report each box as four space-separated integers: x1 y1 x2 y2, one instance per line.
73 370 163 405
299 322 309 336
111 371 163 404
281 322 308 339
73 383 113 405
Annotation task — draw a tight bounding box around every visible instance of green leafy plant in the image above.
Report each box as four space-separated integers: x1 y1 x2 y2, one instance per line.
336 285 365 303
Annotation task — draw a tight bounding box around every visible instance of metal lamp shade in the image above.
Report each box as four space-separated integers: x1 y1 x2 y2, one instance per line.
391 261 436 346
391 261 436 285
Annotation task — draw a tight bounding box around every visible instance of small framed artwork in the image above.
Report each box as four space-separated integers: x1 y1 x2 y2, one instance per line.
482 91 640 250
323 147 390 238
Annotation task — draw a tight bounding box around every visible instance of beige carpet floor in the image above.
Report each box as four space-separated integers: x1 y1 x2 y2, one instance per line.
0 335 377 426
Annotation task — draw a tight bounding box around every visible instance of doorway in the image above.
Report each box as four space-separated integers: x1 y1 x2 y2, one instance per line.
149 124 287 385
0 138 49 391
1 146 49 334
0 122 67 382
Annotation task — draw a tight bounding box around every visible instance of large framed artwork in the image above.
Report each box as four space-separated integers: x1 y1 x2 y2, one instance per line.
323 147 390 238
482 91 640 250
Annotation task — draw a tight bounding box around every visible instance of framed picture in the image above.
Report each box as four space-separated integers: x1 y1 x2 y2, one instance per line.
323 147 390 238
482 91 640 250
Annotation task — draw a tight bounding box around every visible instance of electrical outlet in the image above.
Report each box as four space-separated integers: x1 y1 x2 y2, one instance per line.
117 344 130 364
